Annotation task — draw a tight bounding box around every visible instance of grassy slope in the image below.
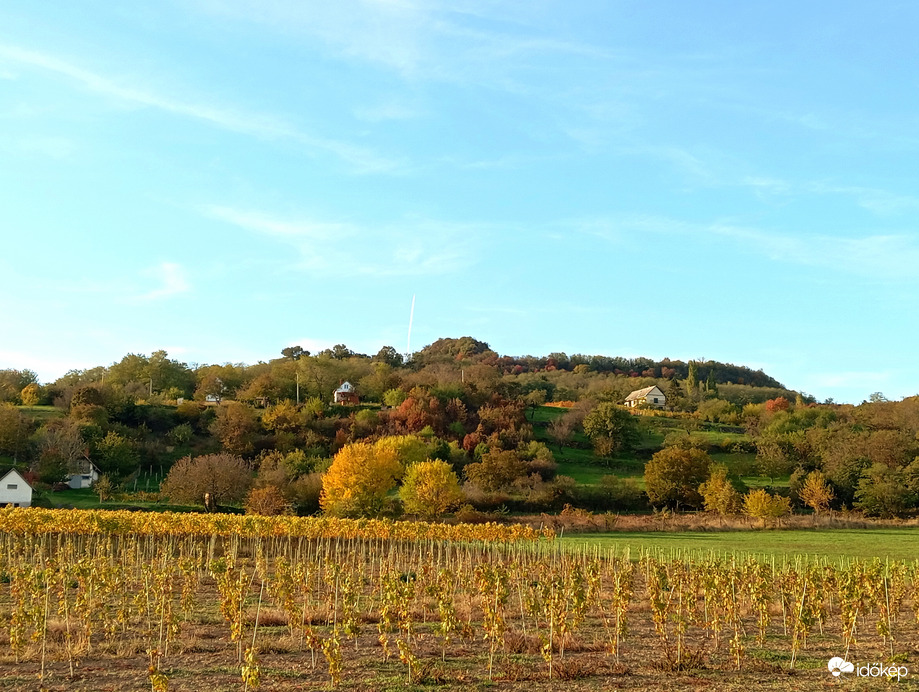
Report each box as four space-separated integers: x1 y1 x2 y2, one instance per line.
531 405 771 490
561 528 919 562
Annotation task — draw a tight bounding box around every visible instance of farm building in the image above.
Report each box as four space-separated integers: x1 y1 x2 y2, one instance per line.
0 468 32 507
68 460 100 489
333 381 359 405
625 385 667 409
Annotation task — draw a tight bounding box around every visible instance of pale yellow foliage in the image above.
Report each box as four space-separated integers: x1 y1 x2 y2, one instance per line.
698 465 742 515
799 470 834 515
743 488 792 527
400 460 464 520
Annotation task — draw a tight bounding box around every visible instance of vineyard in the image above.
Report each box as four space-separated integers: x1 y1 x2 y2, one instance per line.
0 510 915 690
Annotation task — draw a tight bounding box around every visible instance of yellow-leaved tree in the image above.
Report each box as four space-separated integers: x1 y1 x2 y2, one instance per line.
400 460 464 520
320 439 405 517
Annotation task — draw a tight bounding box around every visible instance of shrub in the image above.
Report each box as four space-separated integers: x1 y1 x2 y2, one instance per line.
245 486 292 516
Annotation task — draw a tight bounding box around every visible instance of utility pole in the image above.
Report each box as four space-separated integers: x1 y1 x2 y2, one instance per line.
296 372 300 406
149 378 153 398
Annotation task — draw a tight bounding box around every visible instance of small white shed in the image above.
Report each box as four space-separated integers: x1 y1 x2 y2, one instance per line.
0 469 33 508
68 461 100 489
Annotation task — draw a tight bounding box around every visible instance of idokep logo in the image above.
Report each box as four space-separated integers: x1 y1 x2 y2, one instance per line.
828 656 909 681
828 657 854 677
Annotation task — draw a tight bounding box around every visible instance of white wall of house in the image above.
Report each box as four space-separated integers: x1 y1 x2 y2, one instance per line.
69 466 99 489
0 470 32 507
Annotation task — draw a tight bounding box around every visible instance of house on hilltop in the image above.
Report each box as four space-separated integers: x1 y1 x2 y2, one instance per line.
333 381 359 405
625 385 666 410
0 468 32 507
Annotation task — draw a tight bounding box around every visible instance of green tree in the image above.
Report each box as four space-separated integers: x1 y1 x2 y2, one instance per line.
582 402 640 460
281 345 307 361
95 431 140 480
0 404 32 462
643 446 712 510
373 345 403 368
854 464 914 518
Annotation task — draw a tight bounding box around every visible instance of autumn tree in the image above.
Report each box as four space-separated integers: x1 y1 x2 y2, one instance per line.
20 383 40 407
160 453 252 510
320 439 404 517
743 489 792 527
799 470 834 514
262 400 302 434
464 449 528 491
33 420 86 484
643 446 712 510
210 402 261 455
699 464 742 515
400 460 464 519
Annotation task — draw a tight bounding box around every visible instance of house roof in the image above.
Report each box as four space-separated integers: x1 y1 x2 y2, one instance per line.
335 381 355 393
625 385 664 401
0 468 32 489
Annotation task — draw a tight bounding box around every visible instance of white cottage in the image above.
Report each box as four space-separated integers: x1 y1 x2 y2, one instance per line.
0 469 32 507
624 385 667 409
333 381 359 405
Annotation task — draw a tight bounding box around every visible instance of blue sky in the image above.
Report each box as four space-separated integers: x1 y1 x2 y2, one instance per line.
1 1 918 403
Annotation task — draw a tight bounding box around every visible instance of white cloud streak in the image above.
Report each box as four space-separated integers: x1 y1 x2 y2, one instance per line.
0 43 400 173
201 204 477 277
576 213 919 282
135 262 191 301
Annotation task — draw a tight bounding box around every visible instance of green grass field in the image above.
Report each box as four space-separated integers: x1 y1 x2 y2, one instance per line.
560 528 919 562
16 405 65 421
38 487 199 513
533 406 771 490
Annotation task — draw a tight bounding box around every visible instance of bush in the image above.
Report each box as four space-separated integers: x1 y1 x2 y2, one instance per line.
245 486 292 516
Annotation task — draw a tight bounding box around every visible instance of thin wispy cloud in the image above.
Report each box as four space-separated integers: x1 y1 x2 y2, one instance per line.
202 204 477 277
135 262 191 301
574 213 919 282
0 43 399 173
